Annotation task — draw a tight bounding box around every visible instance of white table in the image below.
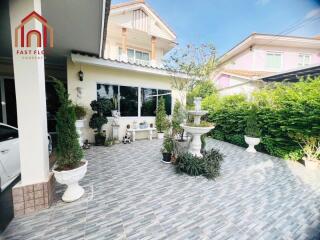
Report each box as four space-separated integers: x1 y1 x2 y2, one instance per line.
127 127 156 141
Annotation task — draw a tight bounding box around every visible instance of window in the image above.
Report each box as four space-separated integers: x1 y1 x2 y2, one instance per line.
266 52 282 70
158 89 172 115
141 88 157 116
120 86 138 116
140 88 172 116
298 54 311 67
0 125 18 142
97 85 172 117
119 47 150 65
97 84 118 116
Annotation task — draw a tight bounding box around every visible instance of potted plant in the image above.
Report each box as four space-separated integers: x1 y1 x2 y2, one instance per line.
89 98 112 145
155 97 170 139
244 107 261 153
74 105 86 146
52 80 87 202
161 135 174 163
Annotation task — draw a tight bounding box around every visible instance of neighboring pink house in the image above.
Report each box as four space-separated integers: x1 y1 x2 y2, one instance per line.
213 33 320 96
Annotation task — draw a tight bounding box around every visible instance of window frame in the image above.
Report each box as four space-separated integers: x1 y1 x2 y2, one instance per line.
265 51 283 70
96 84 172 118
298 53 311 67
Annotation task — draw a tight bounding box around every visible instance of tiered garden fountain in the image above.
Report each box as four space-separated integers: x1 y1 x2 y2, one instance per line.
181 97 215 157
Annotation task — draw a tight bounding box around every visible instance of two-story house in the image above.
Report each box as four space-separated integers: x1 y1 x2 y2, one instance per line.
212 33 320 96
67 0 186 142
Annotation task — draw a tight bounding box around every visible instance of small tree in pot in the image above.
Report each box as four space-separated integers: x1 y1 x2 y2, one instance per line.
89 98 112 145
244 107 261 153
52 80 87 202
161 135 175 163
155 97 170 139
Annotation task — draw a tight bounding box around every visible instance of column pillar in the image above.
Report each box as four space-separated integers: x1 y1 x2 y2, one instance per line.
151 36 157 67
121 28 128 62
9 0 54 216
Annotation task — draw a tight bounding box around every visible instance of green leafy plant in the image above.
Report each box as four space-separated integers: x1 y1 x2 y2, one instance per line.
172 101 187 141
54 80 83 170
89 98 112 134
294 135 320 163
175 149 223 179
202 149 224 179
245 106 261 138
74 104 86 120
207 77 320 160
175 152 204 176
155 97 170 133
161 135 175 154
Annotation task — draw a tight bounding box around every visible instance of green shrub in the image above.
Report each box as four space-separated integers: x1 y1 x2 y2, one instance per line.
207 77 320 160
202 149 224 179
156 97 170 133
54 80 83 170
211 130 225 141
245 106 261 138
175 149 223 179
74 105 86 120
225 134 246 147
161 135 175 153
175 152 204 176
89 98 112 134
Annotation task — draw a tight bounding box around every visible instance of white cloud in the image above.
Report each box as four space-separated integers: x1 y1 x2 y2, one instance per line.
305 7 320 19
256 0 270 6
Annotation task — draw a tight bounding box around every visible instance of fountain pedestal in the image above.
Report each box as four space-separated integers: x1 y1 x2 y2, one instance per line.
180 97 215 157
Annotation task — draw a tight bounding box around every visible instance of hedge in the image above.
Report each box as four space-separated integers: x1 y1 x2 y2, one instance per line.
205 77 320 160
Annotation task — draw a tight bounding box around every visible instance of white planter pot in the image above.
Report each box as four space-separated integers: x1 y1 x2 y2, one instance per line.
53 160 88 202
158 132 164 139
304 160 319 170
244 135 260 153
75 120 85 146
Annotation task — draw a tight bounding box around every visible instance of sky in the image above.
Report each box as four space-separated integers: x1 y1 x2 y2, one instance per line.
111 0 320 56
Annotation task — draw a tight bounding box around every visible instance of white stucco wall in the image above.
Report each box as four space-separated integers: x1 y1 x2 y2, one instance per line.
67 59 181 143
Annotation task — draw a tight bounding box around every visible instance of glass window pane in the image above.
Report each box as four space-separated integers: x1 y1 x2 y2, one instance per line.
135 51 143 60
97 84 118 116
266 53 281 69
141 88 157 116
158 90 172 115
127 49 134 59
120 86 138 116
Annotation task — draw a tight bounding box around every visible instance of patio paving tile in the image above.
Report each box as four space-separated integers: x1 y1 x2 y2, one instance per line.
1 138 320 239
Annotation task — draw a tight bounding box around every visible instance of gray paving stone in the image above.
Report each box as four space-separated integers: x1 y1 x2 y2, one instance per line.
1 138 320 239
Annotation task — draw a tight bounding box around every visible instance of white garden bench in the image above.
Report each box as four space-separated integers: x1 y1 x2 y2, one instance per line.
127 127 157 141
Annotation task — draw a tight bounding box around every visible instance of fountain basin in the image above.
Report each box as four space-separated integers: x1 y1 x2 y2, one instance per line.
181 124 215 135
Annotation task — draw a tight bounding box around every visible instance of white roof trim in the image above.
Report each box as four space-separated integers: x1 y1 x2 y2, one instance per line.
99 0 106 58
219 33 320 66
110 2 176 39
71 53 188 78
262 63 320 79
219 71 251 80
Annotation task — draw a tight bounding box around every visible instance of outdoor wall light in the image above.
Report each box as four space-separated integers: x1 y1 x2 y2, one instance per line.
78 70 84 81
